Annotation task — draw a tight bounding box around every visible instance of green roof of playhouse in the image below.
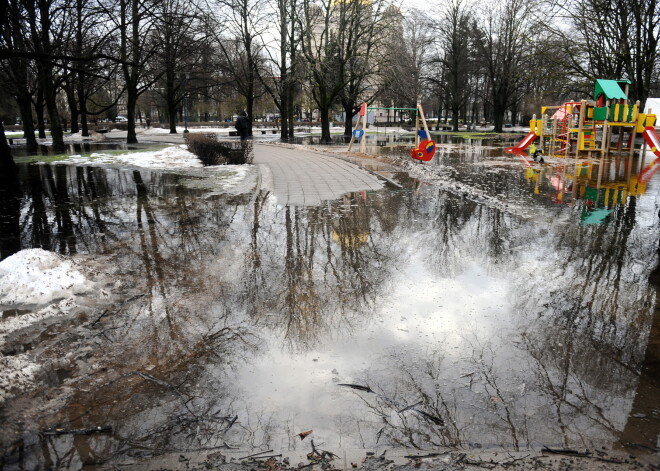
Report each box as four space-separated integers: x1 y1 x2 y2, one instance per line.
594 79 630 100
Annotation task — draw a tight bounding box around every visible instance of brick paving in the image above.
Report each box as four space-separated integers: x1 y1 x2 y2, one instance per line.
253 143 383 206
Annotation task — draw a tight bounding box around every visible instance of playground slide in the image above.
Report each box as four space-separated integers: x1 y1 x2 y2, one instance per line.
505 132 537 153
642 126 660 158
639 127 660 183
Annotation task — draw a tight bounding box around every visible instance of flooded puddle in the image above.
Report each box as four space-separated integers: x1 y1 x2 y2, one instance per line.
0 140 659 469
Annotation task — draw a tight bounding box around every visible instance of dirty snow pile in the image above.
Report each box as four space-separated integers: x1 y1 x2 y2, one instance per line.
0 249 100 404
0 248 95 308
53 144 204 169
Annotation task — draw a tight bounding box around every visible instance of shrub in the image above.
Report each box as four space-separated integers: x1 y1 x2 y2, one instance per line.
184 133 253 165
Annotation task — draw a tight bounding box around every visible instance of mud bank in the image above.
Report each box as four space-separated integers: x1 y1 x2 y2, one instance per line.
101 448 657 471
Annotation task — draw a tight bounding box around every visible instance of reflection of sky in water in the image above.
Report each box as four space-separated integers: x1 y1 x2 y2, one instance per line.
232 180 655 450
3 142 659 468
236 260 514 446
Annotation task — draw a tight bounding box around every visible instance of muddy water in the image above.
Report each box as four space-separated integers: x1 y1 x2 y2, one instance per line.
0 141 659 469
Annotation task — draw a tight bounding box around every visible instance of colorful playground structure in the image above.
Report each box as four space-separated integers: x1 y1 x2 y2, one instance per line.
506 79 660 184
349 102 436 161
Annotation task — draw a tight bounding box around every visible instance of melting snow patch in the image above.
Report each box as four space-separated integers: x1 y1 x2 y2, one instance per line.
0 297 77 345
0 249 95 308
51 145 204 169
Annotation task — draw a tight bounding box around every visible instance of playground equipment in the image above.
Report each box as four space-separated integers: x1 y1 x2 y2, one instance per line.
506 79 659 164
348 103 436 162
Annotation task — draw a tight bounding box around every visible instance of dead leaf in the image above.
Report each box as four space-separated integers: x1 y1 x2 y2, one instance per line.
298 430 313 440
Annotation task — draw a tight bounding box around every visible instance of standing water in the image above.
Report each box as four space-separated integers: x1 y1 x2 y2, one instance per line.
0 138 658 469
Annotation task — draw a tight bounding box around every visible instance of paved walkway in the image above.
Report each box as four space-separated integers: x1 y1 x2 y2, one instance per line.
99 131 385 206
253 144 383 206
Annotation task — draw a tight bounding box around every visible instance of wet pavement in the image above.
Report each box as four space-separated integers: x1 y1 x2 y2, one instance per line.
253 144 383 206
0 137 659 470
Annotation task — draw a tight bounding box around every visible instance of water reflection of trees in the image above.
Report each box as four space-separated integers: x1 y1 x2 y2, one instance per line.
5 158 659 465
336 182 658 451
242 192 400 350
4 163 264 469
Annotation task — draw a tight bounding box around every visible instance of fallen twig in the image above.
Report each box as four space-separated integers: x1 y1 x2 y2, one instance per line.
42 425 112 436
398 401 423 413
337 383 374 393
413 409 445 426
239 450 274 460
499 454 531 467
404 452 450 459
541 446 590 457
622 442 659 453
250 454 282 460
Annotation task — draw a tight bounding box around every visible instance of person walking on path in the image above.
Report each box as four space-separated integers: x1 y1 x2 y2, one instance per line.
235 111 251 140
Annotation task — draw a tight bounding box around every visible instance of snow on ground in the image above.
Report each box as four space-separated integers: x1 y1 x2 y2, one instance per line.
0 353 41 405
0 298 78 344
51 144 204 169
0 249 96 308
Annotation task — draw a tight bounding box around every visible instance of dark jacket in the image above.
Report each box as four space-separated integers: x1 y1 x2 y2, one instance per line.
235 114 249 131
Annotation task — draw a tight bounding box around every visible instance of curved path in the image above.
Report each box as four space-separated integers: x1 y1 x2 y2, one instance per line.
253 143 383 206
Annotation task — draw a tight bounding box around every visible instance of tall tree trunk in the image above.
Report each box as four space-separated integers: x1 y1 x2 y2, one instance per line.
278 0 289 141
41 65 65 152
320 106 331 144
123 0 141 145
0 121 17 174
280 80 288 141
247 96 254 137
75 0 89 137
168 100 177 134
66 81 80 134
493 101 505 133
77 80 89 137
36 86 46 138
127 84 138 144
343 101 354 136
17 92 38 150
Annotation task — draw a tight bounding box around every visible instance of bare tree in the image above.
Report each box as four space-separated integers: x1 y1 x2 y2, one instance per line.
429 0 474 132
379 9 432 114
24 0 72 152
550 0 659 105
258 0 301 140
213 0 267 136
117 0 160 143
151 0 209 134
474 0 536 132
300 0 400 143
337 0 390 137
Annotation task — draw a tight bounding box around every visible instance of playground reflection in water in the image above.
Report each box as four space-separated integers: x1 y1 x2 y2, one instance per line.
0 142 659 469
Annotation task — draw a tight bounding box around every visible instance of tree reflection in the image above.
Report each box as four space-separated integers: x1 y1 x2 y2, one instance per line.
0 170 21 260
332 172 657 451
242 192 399 350
3 150 659 468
